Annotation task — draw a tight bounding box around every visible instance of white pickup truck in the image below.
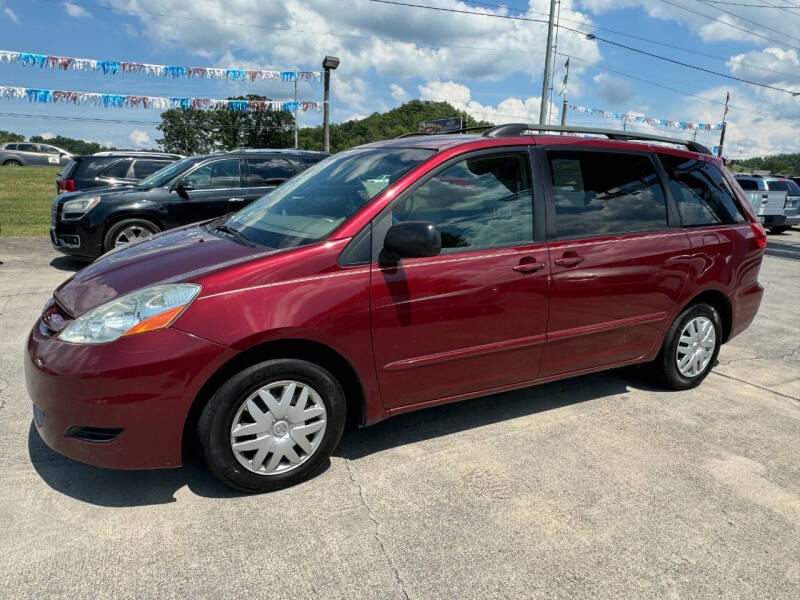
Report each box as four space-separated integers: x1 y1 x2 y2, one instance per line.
735 175 800 233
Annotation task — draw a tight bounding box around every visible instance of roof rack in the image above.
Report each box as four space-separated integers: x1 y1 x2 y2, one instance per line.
394 125 493 139
482 123 712 155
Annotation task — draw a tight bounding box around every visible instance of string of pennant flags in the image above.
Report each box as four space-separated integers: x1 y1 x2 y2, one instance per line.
0 50 321 83
0 85 321 113
569 104 722 131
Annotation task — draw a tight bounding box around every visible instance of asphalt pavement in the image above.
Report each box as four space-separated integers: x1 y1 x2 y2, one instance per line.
0 230 798 599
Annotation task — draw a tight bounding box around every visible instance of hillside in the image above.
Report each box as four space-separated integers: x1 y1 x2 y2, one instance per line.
729 153 800 176
298 100 489 153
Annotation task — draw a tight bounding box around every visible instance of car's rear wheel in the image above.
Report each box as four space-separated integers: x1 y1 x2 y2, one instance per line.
3 159 22 167
197 359 347 492
652 303 721 390
103 218 160 251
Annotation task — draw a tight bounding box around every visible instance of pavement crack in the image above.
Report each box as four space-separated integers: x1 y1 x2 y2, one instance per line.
711 371 799 403
345 461 411 600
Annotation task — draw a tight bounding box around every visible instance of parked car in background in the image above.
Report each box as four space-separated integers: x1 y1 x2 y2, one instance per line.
735 175 800 233
0 142 72 167
49 148 328 259
27 125 766 492
55 151 183 193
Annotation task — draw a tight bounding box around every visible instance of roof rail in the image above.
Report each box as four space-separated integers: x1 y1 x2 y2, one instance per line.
482 123 712 155
394 125 493 139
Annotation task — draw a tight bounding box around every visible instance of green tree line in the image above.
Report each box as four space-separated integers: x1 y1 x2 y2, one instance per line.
729 154 800 176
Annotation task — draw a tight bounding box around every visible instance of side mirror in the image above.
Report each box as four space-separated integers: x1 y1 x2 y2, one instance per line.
383 221 441 259
175 180 193 198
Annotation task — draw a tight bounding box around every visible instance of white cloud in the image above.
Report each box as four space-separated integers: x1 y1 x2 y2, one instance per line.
64 2 91 18
592 73 635 106
727 47 800 87
129 129 153 147
3 7 19 24
389 83 407 102
38 132 55 140
418 80 559 124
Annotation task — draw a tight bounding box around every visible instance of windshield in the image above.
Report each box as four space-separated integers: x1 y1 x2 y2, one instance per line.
138 155 206 188
220 147 435 249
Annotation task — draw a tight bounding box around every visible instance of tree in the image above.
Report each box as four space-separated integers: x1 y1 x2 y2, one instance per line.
156 95 294 154
0 130 25 144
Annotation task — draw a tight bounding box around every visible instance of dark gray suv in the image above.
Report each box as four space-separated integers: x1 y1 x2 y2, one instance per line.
56 151 183 193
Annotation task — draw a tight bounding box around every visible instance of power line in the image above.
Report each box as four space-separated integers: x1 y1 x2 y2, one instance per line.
657 0 800 48
693 1 800 42
699 1 800 6
467 0 800 81
369 0 800 94
0 111 161 125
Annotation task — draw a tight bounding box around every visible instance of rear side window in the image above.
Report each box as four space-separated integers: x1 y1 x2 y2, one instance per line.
547 150 667 240
76 157 118 178
100 159 133 179
390 152 533 251
4 143 17 150
132 159 170 179
244 157 295 187
736 178 758 191
767 180 789 192
660 155 746 226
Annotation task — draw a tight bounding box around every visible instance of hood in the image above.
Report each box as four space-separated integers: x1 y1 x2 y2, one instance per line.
56 185 138 203
54 224 266 316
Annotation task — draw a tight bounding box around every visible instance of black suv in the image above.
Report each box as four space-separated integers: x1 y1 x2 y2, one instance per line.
50 149 328 260
56 151 183 193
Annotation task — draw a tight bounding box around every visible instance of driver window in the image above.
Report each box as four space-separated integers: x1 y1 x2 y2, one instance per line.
183 159 240 190
389 152 533 251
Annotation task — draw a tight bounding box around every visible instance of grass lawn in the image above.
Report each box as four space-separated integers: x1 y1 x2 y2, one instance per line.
0 166 59 237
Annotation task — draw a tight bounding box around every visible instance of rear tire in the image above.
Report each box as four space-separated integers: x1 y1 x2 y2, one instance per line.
103 218 160 252
3 160 22 167
197 359 347 493
651 303 722 391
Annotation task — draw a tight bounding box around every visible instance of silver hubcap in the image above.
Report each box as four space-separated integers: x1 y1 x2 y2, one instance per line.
114 225 153 248
230 380 327 476
676 316 716 377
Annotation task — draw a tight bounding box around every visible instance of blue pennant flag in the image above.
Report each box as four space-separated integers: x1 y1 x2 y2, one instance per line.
164 66 187 78
102 94 125 107
97 61 120 75
282 101 299 113
170 98 191 109
226 69 246 81
280 71 298 82
228 100 248 112
25 88 53 103
20 53 47 67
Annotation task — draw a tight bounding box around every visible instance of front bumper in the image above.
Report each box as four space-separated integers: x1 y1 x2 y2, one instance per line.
25 319 236 469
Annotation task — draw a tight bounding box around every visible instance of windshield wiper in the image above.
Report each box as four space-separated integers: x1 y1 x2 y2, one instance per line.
212 224 256 247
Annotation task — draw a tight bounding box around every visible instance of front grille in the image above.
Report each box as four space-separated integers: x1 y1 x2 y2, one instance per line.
65 426 124 443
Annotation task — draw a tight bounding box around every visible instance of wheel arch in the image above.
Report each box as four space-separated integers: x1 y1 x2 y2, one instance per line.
182 337 367 455
680 288 733 343
101 211 165 250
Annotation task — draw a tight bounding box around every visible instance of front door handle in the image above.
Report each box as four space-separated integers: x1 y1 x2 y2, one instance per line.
229 197 246 202
512 261 547 273
554 255 585 267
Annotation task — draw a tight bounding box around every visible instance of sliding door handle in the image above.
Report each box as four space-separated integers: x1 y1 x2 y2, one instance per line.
512 261 547 273
554 255 585 267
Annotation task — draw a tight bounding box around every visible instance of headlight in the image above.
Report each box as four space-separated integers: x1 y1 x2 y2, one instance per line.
62 196 100 218
59 283 201 344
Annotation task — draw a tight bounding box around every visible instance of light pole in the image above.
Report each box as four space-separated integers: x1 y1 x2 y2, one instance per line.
539 0 557 126
322 55 340 153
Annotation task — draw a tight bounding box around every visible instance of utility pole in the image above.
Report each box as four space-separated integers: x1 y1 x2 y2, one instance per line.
560 57 570 127
322 56 340 153
718 91 730 158
293 78 299 149
539 0 557 126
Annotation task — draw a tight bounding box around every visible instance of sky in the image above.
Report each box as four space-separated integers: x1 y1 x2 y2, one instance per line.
0 0 798 158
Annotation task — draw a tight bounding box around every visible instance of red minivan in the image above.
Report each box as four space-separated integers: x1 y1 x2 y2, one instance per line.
25 125 766 492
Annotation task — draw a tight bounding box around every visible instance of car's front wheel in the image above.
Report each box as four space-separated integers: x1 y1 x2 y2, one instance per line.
197 359 347 492
104 218 160 251
652 303 722 390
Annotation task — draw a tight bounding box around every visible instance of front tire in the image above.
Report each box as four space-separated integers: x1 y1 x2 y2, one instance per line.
652 303 722 391
197 359 347 492
103 218 160 252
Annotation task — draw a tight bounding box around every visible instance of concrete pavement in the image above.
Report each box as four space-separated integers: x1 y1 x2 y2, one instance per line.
0 231 798 599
